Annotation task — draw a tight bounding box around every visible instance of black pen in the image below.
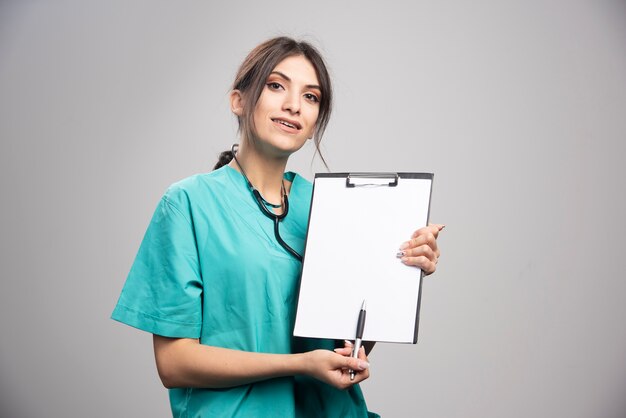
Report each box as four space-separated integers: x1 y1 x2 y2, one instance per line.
350 300 367 381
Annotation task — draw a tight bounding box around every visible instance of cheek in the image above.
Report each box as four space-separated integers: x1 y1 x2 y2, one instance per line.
307 111 320 136
252 94 271 123
252 106 268 131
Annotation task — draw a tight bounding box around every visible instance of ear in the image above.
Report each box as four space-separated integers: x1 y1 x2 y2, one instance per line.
230 90 244 117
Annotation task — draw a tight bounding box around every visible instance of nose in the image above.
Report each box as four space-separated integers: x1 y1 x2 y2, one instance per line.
282 91 301 114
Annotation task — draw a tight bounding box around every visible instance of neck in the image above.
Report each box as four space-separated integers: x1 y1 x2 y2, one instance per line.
229 141 288 204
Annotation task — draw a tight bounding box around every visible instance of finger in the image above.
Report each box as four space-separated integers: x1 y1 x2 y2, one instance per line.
333 347 352 356
351 348 371 382
343 356 369 373
411 224 444 240
429 223 446 237
404 244 436 261
398 233 441 261
357 346 369 362
400 242 440 274
399 232 439 256
334 340 354 355
409 226 429 240
401 255 437 275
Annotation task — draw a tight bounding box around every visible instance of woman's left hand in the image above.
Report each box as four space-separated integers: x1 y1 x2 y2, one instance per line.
397 223 445 275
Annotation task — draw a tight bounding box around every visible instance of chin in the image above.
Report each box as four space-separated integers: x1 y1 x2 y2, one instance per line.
256 135 308 157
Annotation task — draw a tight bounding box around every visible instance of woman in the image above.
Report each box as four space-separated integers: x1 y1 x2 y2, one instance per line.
112 36 443 418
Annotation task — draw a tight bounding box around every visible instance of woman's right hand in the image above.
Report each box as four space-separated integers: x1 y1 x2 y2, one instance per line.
303 346 370 390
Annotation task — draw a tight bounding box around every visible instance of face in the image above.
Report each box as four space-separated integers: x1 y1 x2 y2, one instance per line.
249 55 321 158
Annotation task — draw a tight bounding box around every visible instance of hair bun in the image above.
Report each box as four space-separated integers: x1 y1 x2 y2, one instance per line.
213 150 234 170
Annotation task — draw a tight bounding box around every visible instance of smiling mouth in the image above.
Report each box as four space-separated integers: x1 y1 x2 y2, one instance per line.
272 118 301 130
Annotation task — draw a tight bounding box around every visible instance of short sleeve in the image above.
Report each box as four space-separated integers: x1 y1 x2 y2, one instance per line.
111 189 203 338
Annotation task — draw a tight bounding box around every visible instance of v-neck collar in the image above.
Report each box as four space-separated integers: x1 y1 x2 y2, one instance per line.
222 165 302 205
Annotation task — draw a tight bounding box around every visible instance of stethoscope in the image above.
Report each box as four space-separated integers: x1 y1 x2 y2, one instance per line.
231 144 303 262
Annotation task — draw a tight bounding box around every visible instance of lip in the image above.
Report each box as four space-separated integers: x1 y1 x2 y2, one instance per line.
271 117 302 130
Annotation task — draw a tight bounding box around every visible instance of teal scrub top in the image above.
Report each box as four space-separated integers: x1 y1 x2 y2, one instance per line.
112 165 378 418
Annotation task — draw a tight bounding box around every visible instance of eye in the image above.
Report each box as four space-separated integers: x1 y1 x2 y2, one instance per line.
304 93 320 103
267 82 284 91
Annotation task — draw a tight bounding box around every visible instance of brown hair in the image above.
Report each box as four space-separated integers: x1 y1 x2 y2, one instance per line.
214 36 332 170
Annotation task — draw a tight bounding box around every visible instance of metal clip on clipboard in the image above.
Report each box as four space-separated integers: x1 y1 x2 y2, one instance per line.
346 173 399 188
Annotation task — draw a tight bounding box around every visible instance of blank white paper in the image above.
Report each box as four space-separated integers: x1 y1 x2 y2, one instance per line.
293 173 433 343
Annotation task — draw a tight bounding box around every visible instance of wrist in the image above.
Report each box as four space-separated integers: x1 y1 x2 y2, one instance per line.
289 352 310 377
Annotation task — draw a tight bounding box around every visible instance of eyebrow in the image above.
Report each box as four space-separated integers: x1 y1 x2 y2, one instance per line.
270 71 321 91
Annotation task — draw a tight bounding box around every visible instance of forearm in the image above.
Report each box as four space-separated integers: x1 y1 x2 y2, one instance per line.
154 336 308 389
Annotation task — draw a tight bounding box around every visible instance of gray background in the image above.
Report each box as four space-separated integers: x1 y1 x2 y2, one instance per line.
1 1 625 417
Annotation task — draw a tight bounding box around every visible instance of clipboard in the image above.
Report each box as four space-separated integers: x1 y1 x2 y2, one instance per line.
293 172 434 344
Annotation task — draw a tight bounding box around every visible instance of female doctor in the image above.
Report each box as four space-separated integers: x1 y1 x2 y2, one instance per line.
112 36 444 418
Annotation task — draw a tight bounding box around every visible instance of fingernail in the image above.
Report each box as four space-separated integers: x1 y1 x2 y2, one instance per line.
344 340 353 346
396 250 405 258
439 224 446 230
357 360 370 370
401 257 408 264
399 242 409 250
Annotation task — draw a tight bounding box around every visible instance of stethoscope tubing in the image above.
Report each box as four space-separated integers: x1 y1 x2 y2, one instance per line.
231 144 303 262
